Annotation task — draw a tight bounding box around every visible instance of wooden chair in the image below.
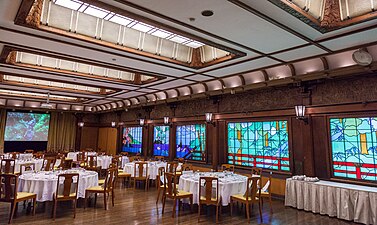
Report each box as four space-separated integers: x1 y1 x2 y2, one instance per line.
230 176 262 222
33 152 44 159
116 161 131 188
162 172 193 218
1 159 16 174
155 156 165 161
42 157 56 171
24 150 34 154
177 158 185 163
0 174 36 224
85 167 116 210
11 152 19 160
166 162 178 174
198 177 221 223
181 163 193 171
260 172 273 213
55 154 65 169
85 155 101 173
19 163 35 175
120 152 129 157
156 167 165 204
221 164 235 172
251 167 262 176
133 162 149 191
77 152 87 167
62 159 73 170
52 173 79 220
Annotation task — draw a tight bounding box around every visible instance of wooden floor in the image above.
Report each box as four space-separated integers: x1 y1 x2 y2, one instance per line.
0 183 357 225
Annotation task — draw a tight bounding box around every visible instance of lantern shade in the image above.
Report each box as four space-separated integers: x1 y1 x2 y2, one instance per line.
78 122 84 127
295 105 306 118
139 118 145 126
111 122 116 127
205 112 213 123
163 116 169 125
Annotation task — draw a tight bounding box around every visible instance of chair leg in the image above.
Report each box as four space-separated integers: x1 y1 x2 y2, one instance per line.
162 195 166 214
156 188 161 204
269 196 273 214
112 190 115 207
133 179 136 189
53 199 57 220
197 203 201 222
84 192 87 209
230 198 233 216
73 199 77 218
258 201 263 223
9 202 16 224
189 196 193 213
216 204 219 223
104 193 107 210
246 202 250 222
32 198 36 216
94 193 97 208
172 199 176 218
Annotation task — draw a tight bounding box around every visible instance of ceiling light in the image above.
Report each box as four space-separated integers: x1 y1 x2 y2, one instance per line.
201 10 214 17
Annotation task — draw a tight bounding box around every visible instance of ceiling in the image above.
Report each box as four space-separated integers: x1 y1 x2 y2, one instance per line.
0 0 376 112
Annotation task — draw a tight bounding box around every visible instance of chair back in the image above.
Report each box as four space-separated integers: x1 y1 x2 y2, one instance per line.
56 173 79 199
244 176 261 202
251 167 262 176
0 159 15 174
11 152 19 160
177 158 185 163
77 152 87 162
120 152 128 157
163 172 178 197
157 167 165 186
0 174 18 202
42 157 56 171
261 172 272 193
134 162 148 179
86 155 98 168
166 162 178 173
181 163 193 171
33 152 44 159
104 168 117 192
221 164 235 172
111 155 121 169
20 163 35 174
199 177 219 204
63 159 73 170
24 149 34 154
155 156 164 161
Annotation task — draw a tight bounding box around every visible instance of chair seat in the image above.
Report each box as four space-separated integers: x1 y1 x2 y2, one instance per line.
231 194 259 201
118 172 131 178
57 193 77 198
260 191 269 196
200 196 220 202
17 192 36 200
118 169 124 173
175 190 192 197
86 186 105 192
134 176 148 180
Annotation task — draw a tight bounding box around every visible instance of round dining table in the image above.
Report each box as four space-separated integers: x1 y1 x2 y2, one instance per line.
123 161 167 180
18 169 98 202
14 159 44 173
66 152 97 161
178 172 248 206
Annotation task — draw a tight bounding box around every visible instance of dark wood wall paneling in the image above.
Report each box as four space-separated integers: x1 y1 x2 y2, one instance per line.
78 74 377 182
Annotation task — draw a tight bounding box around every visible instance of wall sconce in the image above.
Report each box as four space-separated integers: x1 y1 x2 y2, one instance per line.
163 116 173 127
205 112 216 126
295 105 308 124
111 122 116 127
139 118 148 128
78 122 84 127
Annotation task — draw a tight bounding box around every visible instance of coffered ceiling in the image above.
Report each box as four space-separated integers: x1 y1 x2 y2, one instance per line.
0 0 376 112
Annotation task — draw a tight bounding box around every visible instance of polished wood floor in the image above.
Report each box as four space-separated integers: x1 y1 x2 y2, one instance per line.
0 183 357 225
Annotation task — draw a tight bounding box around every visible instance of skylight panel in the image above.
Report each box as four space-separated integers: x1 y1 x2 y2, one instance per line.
55 0 83 10
169 35 190 44
150 29 173 38
83 6 110 18
185 41 205 48
130 22 154 33
109 15 134 27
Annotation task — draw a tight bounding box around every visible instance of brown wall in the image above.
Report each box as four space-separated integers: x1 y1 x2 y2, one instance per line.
80 73 377 194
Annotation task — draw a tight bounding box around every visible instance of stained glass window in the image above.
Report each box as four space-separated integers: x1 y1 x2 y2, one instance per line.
227 121 290 171
122 127 142 153
153 126 170 156
330 117 377 181
176 124 206 161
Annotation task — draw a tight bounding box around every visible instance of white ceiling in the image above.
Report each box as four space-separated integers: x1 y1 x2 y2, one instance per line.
0 0 376 111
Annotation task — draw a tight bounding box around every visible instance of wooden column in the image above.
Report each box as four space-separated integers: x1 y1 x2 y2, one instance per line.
169 125 176 161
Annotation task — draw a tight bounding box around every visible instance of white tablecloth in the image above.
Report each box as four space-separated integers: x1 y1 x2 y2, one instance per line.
3 153 33 160
121 156 129 167
285 179 377 225
97 156 112 169
18 169 98 202
15 159 44 173
66 152 97 161
178 172 248 206
123 161 167 180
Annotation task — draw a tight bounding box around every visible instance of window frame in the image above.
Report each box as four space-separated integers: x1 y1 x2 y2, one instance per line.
225 117 293 174
327 113 377 185
174 123 207 162
121 126 143 155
